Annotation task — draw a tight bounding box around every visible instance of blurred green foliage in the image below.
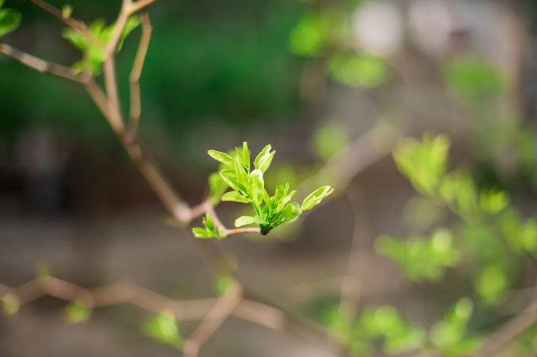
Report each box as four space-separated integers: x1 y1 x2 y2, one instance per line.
430 298 480 357
143 311 184 348
0 0 20 38
376 229 460 282
444 56 506 101
65 301 92 324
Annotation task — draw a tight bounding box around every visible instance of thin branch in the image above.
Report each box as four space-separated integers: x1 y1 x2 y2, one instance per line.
0 277 284 330
129 0 161 14
183 281 243 357
0 43 86 83
128 11 152 139
23 0 99 45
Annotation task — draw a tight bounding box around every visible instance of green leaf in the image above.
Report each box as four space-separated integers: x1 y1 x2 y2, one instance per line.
476 265 508 306
62 5 73 19
237 142 250 172
301 185 333 211
192 213 223 239
208 150 233 166
221 191 250 203
192 227 212 238
209 172 228 205
0 8 22 38
143 311 183 348
220 169 243 193
282 202 302 223
65 301 91 324
394 134 450 196
249 169 265 206
254 145 275 173
235 215 264 227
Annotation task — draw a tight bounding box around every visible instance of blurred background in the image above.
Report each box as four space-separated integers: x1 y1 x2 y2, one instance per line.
2 0 537 355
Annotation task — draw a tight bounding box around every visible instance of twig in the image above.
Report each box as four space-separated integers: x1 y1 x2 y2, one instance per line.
23 0 100 46
128 11 152 139
0 277 284 330
129 0 161 14
183 281 243 357
0 43 86 83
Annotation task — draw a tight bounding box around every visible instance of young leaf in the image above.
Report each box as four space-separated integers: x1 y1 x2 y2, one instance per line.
192 227 212 238
209 172 228 204
282 202 302 223
249 169 265 205
208 150 233 166
301 185 333 211
0 8 22 38
237 142 250 172
221 191 250 203
235 215 264 227
254 145 275 173
220 169 243 193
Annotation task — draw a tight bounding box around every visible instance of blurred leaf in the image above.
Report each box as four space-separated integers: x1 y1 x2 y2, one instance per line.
289 14 328 57
65 301 91 324
394 134 450 196
475 265 508 306
501 209 537 255
329 53 388 88
376 229 459 282
431 298 480 357
479 190 509 215
1 293 20 316
444 56 506 101
313 121 349 161
143 311 183 348
355 306 425 355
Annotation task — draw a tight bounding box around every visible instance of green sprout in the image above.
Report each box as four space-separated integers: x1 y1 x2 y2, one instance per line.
195 142 333 238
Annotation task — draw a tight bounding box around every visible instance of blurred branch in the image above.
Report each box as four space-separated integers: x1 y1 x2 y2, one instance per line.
184 281 243 357
473 302 537 357
0 43 87 83
0 277 286 331
127 11 152 140
340 189 371 321
23 0 100 46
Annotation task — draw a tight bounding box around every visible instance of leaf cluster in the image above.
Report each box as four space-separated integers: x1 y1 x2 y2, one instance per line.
196 142 333 237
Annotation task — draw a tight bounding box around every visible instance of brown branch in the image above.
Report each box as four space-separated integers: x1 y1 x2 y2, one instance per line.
0 43 86 83
129 0 161 14
0 277 284 331
128 11 152 139
183 281 243 357
23 0 100 46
